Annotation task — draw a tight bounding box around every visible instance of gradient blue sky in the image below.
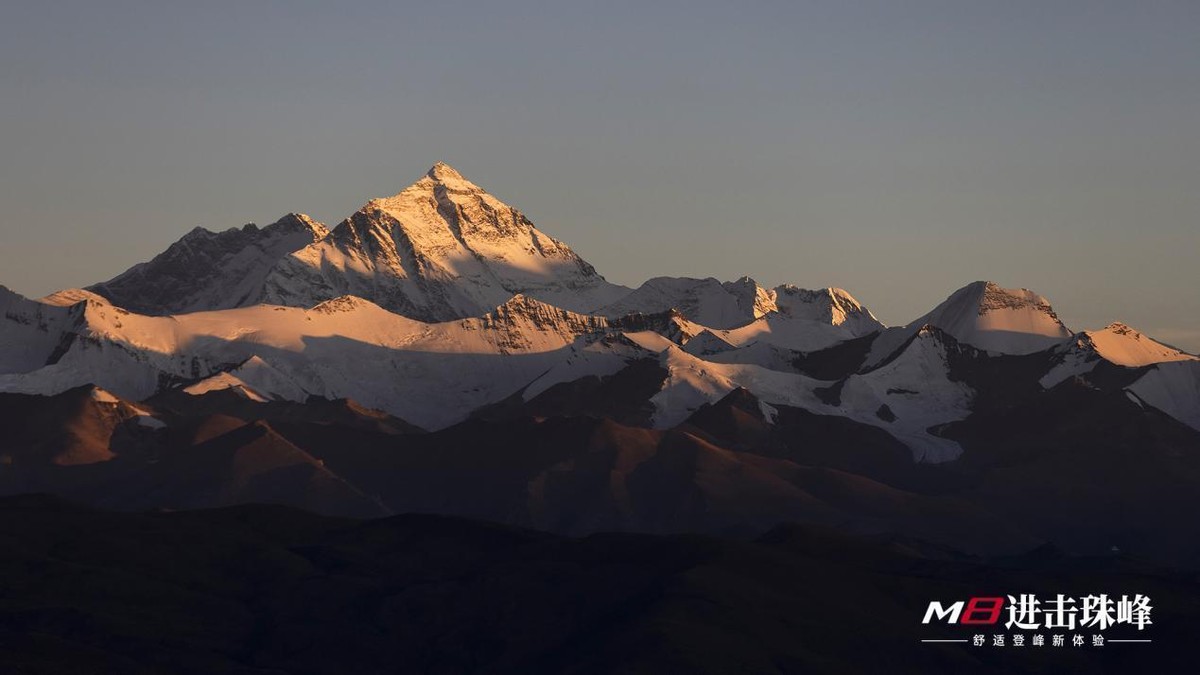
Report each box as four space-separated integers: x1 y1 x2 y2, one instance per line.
2 1 1197 349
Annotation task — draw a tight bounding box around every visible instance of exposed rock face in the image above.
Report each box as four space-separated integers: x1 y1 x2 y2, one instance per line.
88 214 329 315
865 280 1074 367
771 285 883 334
84 164 626 322
260 163 628 321
9 165 1192 467
601 276 884 333
477 295 609 353
601 276 775 329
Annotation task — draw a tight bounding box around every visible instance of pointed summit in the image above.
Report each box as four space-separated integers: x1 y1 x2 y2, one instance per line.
864 280 1073 368
1080 322 1197 367
427 161 465 181
482 294 609 336
1040 320 1199 387
87 212 328 315
81 163 628 321
915 280 1071 353
271 213 329 238
258 164 629 321
413 161 483 194
771 285 884 334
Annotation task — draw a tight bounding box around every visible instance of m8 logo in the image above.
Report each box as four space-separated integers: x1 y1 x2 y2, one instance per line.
923 597 1005 625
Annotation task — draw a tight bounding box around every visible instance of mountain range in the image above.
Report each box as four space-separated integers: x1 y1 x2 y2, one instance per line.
3 163 1199 566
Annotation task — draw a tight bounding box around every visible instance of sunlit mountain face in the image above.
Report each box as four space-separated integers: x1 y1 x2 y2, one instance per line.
2 164 1199 673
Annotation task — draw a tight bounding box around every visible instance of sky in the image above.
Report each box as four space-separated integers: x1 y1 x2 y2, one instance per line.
1 1 1197 349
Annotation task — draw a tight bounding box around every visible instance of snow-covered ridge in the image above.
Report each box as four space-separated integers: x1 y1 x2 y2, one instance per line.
88 213 329 315
6 163 1197 460
4 271 1197 460
2 281 892 448
184 355 310 403
1128 361 1200 432
80 164 626 322
482 294 609 334
772 285 882 332
601 277 773 329
76 162 887 340
648 323 972 461
977 282 1060 317
258 163 629 321
938 281 1071 351
0 288 639 430
39 288 113 308
1040 321 1199 387
1084 322 1198 367
865 280 1073 367
600 276 884 336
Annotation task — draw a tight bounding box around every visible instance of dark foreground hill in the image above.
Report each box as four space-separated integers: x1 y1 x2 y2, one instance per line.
0 495 1195 674
6 381 1200 572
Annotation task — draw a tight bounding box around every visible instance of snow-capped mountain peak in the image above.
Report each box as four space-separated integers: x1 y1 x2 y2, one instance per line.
771 285 883 333
1040 320 1199 387
11 163 1192 468
482 294 609 335
722 276 778 320
78 164 627 322
601 276 775 329
309 295 380 315
271 212 329 238
1065 321 1196 368
866 280 1073 367
258 164 629 321
424 160 479 191
975 281 1063 321
87 213 329 315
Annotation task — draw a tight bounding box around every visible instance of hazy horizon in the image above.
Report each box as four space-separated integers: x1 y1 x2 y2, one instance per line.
2 2 1197 350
